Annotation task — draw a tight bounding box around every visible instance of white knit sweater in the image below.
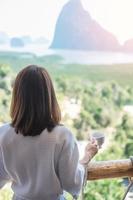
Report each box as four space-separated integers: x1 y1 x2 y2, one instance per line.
0 124 84 200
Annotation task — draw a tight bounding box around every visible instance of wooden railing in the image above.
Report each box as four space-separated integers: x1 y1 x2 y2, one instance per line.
87 158 133 181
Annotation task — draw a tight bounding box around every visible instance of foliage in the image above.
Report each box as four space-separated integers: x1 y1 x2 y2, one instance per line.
0 186 13 200
0 64 12 122
0 53 133 199
84 179 124 200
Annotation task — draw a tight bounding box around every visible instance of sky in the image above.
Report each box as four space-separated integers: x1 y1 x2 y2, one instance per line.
0 0 133 44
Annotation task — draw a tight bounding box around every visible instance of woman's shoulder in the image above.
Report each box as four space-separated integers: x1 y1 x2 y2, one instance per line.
53 125 76 143
53 125 72 135
0 123 11 133
0 123 14 142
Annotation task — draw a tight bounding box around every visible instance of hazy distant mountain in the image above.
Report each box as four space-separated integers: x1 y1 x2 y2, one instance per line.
10 37 25 47
0 32 9 44
21 36 49 45
11 36 49 46
123 39 133 52
33 37 49 44
50 0 120 51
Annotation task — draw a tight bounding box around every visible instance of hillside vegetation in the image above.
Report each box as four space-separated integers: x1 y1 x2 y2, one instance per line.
0 52 133 199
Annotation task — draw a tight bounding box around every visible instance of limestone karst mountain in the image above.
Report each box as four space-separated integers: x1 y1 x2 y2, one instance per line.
50 0 120 51
10 37 25 47
123 39 133 52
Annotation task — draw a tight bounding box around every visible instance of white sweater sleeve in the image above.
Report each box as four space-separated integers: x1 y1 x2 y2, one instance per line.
58 130 85 197
0 146 10 188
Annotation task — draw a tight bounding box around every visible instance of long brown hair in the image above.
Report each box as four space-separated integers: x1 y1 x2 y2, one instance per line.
10 65 61 136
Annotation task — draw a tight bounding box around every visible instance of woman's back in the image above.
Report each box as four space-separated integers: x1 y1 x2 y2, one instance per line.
0 65 98 199
0 124 84 200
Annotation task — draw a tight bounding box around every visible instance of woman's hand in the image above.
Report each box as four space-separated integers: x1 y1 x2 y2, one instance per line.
80 139 98 166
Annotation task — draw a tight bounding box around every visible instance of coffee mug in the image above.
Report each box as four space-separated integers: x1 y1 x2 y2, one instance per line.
91 132 105 148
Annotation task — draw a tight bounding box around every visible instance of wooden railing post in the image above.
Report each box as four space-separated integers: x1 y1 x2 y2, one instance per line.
87 159 133 181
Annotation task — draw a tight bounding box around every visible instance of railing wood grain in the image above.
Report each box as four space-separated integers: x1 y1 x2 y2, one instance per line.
87 159 133 180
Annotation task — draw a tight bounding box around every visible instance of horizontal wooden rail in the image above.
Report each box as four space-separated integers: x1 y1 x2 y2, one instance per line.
87 159 133 180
